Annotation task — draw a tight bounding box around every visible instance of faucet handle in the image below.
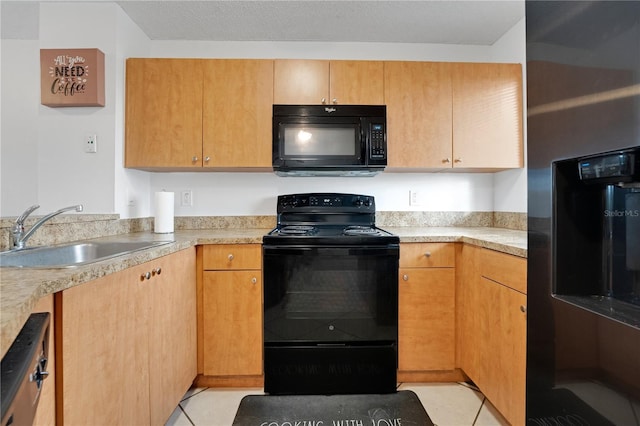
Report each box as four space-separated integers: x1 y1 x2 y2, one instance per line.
16 204 40 225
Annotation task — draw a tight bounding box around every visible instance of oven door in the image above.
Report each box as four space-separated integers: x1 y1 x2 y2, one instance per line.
263 244 399 345
263 243 399 394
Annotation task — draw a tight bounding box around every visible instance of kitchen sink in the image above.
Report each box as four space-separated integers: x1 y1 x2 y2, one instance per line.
0 240 174 268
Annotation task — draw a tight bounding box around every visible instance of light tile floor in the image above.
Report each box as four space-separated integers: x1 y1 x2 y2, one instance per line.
165 382 509 426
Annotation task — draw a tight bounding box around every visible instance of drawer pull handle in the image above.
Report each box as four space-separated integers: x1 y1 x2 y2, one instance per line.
520 305 527 313
228 254 234 261
402 274 409 281
424 252 431 257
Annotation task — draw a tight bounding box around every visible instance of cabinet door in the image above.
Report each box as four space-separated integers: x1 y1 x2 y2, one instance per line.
329 60 384 105
58 263 151 426
399 268 455 371
125 58 204 168
452 63 523 169
384 61 453 169
274 59 329 104
477 277 527 426
455 243 483 380
203 60 273 168
202 270 262 376
148 248 197 425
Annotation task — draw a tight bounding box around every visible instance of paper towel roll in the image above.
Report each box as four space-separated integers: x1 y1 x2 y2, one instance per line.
154 191 174 233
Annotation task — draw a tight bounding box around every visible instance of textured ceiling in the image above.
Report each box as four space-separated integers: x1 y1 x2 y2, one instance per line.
115 1 525 45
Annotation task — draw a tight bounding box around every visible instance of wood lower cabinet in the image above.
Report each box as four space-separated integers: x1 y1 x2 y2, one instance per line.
198 244 263 386
56 248 196 426
274 59 384 105
399 243 458 379
456 244 527 426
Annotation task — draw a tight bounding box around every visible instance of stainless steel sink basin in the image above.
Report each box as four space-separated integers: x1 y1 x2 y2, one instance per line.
0 240 174 268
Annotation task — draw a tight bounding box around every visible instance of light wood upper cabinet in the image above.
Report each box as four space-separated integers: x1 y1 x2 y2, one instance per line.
274 59 384 105
125 58 204 169
203 59 273 168
385 61 453 169
452 62 524 169
126 58 272 170
385 61 523 171
329 60 384 105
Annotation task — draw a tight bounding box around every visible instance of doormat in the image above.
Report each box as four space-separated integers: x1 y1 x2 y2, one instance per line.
232 390 434 426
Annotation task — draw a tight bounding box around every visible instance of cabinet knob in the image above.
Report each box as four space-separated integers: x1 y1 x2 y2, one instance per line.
152 267 162 276
332 98 338 104
251 277 257 284
443 158 451 163
228 254 234 261
424 251 431 257
204 156 211 163
520 305 527 313
140 271 151 281
454 158 462 163
321 98 326 104
402 274 409 281
192 156 199 163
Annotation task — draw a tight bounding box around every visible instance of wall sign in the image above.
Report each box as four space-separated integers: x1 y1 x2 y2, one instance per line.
40 48 105 107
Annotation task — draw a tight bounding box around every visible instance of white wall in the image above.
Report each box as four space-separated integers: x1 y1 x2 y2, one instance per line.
0 2 527 218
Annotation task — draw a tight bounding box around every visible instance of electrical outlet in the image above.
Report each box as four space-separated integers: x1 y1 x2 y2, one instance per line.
409 190 426 206
85 134 97 153
180 190 193 207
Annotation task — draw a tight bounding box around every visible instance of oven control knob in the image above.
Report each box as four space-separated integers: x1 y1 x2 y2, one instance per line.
329 325 335 331
355 198 364 206
364 198 371 206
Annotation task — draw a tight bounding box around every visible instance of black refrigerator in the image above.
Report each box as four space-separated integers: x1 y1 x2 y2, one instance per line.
526 1 640 425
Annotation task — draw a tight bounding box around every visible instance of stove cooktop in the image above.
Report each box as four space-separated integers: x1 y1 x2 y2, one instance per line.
264 193 399 245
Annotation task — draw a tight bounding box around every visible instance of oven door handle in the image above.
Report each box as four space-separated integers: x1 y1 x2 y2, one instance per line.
263 245 399 257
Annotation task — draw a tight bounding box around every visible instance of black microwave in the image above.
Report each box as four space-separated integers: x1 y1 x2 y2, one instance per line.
272 105 387 176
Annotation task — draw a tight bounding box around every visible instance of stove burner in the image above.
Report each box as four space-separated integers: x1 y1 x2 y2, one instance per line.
343 226 382 236
279 225 317 235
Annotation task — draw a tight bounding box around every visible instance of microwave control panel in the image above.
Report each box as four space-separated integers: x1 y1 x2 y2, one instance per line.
369 123 386 158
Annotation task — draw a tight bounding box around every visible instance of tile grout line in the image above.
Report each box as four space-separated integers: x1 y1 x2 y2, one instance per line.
178 403 196 426
471 396 486 426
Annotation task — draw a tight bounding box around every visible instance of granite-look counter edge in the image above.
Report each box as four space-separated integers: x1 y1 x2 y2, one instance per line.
0 226 526 358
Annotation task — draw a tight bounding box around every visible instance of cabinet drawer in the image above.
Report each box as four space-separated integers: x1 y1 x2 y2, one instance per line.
400 243 455 268
202 244 261 270
480 249 527 294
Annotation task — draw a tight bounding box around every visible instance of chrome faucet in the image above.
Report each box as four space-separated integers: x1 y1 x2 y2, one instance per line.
12 204 84 250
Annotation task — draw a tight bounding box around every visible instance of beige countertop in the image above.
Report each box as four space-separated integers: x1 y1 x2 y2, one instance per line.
0 226 526 358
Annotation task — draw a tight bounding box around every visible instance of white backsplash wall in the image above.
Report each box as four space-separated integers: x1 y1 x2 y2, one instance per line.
150 172 494 216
